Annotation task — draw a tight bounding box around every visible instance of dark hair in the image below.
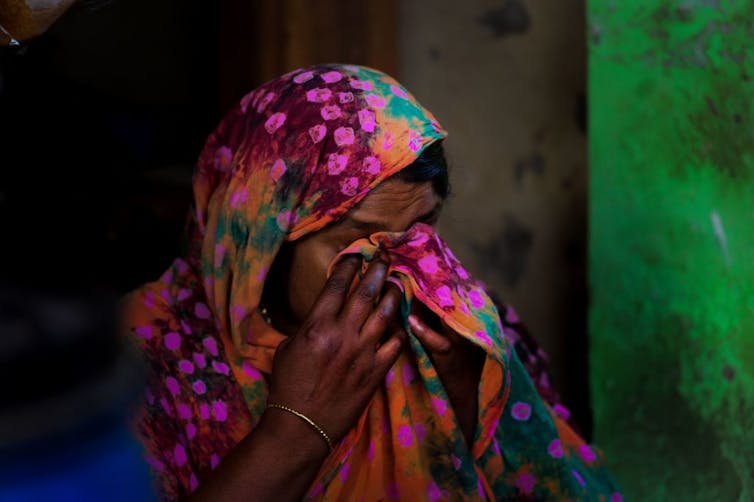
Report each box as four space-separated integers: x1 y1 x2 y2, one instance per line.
397 141 450 199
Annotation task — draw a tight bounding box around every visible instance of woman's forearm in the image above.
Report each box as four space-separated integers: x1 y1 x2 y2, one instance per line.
187 408 329 502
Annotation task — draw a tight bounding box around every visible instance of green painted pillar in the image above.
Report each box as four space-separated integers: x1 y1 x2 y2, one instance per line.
588 1 754 500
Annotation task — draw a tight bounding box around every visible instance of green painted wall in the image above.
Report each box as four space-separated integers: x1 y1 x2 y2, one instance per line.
589 1 754 500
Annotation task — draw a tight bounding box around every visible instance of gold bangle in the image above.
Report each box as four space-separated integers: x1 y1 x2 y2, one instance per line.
266 403 333 452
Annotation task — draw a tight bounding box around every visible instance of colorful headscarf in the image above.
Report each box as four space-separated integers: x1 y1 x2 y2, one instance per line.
123 64 620 500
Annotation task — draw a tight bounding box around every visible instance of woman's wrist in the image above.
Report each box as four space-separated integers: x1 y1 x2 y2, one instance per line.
187 406 330 501
256 406 332 463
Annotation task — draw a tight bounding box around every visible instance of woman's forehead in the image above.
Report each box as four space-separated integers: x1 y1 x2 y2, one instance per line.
346 178 441 232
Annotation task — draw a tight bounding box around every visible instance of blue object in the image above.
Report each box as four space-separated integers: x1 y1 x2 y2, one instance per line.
0 418 156 502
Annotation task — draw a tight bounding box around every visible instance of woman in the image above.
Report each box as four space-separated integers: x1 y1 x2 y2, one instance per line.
123 64 620 501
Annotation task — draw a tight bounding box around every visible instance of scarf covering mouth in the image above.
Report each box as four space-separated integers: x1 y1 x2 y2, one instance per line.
330 223 509 361
123 64 620 500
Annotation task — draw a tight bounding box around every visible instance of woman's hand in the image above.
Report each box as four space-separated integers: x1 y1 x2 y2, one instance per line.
190 256 404 502
408 311 485 445
265 254 406 451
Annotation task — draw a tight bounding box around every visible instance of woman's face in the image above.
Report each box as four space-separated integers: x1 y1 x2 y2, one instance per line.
264 177 442 335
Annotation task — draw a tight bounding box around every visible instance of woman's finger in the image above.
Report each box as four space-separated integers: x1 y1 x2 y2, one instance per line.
307 255 362 319
372 327 405 377
360 283 402 345
408 314 451 354
339 256 389 327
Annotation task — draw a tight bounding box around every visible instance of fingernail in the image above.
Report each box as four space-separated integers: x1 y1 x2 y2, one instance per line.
408 314 419 328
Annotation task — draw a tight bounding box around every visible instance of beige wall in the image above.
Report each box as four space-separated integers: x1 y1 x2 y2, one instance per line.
400 0 589 426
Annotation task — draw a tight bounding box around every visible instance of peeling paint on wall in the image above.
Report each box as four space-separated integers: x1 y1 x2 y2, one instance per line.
473 214 534 287
589 0 754 499
477 0 531 38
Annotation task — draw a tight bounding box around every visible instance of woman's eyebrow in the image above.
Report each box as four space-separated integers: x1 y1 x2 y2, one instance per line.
344 217 387 233
346 203 442 232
